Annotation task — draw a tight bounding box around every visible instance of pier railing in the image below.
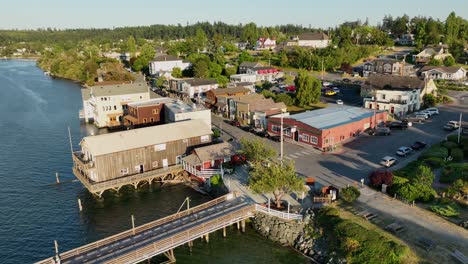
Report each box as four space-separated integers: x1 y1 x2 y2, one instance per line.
36 192 240 264
255 204 302 221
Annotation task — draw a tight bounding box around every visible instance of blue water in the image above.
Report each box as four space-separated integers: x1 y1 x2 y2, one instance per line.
0 60 306 264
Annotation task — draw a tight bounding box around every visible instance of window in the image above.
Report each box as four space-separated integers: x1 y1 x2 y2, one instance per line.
201 135 210 142
152 161 158 168
310 136 318 145
382 94 386 100
301 134 309 142
143 118 147 123
120 168 129 175
272 125 280 132
114 105 117 110
284 129 291 137
152 109 159 115
150 117 154 122
154 143 166 151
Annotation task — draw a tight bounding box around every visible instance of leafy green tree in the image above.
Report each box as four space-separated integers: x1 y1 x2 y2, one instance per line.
294 70 321 106
131 43 155 73
240 138 277 163
193 57 210 78
414 22 426 50
428 58 443 66
423 94 436 107
249 161 304 208
193 28 208 52
171 67 182 78
261 89 276 99
445 12 461 44
341 186 361 203
126 36 137 55
155 77 166 88
241 22 259 45
279 52 289 67
238 51 255 65
224 66 237 77
449 41 465 61
443 56 455 66
413 164 435 186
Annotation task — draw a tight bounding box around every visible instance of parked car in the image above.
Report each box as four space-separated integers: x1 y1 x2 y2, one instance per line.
325 90 337 96
336 99 344 105
269 135 283 142
241 126 253 132
229 120 241 127
426 108 439 115
375 127 391 136
285 85 296 92
401 119 412 127
420 110 434 117
415 112 430 119
407 115 426 123
231 154 246 165
255 130 270 138
411 141 427 150
444 121 460 131
380 156 398 168
388 121 408 130
332 87 340 93
342 78 351 83
396 146 413 157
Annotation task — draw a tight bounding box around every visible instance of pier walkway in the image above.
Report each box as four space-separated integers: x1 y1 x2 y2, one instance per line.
37 192 302 264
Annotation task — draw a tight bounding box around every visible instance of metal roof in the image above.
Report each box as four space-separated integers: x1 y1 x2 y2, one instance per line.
127 98 174 108
81 119 212 156
90 83 149 97
288 105 377 130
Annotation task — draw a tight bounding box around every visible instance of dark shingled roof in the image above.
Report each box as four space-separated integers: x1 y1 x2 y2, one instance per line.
365 74 425 90
185 78 218 86
299 32 330 41
239 61 262 68
153 54 181 62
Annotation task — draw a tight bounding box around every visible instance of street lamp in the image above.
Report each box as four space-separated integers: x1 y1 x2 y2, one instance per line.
280 112 297 165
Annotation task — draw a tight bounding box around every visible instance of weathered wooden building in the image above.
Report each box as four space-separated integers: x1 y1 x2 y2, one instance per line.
72 120 212 195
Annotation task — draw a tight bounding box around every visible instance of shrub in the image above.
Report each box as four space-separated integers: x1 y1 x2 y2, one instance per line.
341 186 361 203
395 183 436 202
413 164 435 186
274 93 294 106
420 144 448 159
394 160 423 178
368 170 393 187
210 174 223 187
430 205 459 217
451 148 464 162
441 163 468 183
423 157 445 168
442 141 459 150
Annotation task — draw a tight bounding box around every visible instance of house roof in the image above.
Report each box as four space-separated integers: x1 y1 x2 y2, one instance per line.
365 74 425 90
250 99 286 112
127 97 174 108
298 32 330 41
419 66 465 74
287 105 379 130
194 142 236 162
184 78 218 86
234 93 265 103
81 119 212 156
239 61 262 68
90 83 149 97
210 87 251 96
153 54 181 62
81 89 91 101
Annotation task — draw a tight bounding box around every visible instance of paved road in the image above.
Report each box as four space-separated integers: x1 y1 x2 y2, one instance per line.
61 197 248 263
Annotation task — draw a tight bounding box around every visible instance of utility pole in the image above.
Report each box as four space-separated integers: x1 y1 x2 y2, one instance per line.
280 112 284 165
458 113 463 144
321 58 324 80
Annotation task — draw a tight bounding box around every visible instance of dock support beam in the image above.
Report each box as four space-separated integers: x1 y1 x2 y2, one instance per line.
223 226 227 238
163 249 176 263
237 221 240 230
205 233 209 243
241 220 246 233
188 240 193 252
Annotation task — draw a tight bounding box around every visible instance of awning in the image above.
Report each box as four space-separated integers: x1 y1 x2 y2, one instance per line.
123 115 138 122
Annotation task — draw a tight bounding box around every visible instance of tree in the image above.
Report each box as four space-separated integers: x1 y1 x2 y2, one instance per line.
428 58 442 66
126 36 137 56
413 164 435 186
171 67 182 78
443 56 456 66
249 161 304 208
240 138 277 163
238 51 255 65
423 94 436 107
445 12 461 45
294 70 321 106
193 57 210 78
193 28 208 52
274 93 294 106
341 186 361 203
131 43 155 73
368 170 394 187
241 22 259 45
224 66 237 77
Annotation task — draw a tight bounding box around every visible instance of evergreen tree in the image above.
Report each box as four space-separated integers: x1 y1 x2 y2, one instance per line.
294 70 321 106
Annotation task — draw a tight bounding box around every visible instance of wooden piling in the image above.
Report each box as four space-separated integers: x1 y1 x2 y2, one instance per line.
205 233 209 243
241 220 246 233
78 198 83 212
223 226 226 238
55 172 60 184
237 221 240 230
188 240 193 252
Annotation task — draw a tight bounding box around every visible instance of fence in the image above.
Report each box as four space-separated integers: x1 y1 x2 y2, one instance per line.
255 204 302 221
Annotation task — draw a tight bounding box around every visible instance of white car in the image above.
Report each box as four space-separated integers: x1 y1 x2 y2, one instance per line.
415 112 430 119
333 87 340 93
380 156 398 168
426 108 439 115
396 147 413 157
336 100 344 105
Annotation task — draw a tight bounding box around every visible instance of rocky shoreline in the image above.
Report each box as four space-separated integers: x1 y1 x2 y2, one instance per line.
251 209 346 264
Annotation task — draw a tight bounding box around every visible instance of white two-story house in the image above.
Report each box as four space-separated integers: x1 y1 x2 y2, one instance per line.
81 83 150 128
170 78 219 99
149 54 191 77
296 32 331 48
255 37 276 50
361 74 437 116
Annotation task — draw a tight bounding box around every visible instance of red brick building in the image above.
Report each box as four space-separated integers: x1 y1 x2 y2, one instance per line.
267 106 387 151
124 98 173 127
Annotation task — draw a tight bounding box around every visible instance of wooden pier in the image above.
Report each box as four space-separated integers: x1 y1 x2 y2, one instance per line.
36 192 302 264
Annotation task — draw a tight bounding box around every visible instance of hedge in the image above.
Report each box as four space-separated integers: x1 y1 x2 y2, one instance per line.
317 207 409 264
420 144 448 160
441 163 468 183
451 148 464 162
423 157 445 168
430 205 460 217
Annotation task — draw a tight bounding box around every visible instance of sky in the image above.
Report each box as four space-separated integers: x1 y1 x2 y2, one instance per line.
1 0 467 30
